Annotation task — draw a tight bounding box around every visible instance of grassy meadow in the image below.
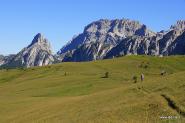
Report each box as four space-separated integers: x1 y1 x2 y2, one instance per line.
0 56 185 123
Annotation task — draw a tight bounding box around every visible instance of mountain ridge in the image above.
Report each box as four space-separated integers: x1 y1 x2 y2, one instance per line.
1 19 185 68
1 33 55 68
58 19 185 62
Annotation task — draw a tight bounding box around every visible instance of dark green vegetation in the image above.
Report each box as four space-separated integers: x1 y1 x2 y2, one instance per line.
0 56 185 123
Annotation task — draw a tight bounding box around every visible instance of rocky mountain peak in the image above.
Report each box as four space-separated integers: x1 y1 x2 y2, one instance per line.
29 33 49 45
57 19 185 62
84 19 155 37
1 33 54 68
28 33 52 53
170 20 185 31
2 19 185 67
58 19 156 56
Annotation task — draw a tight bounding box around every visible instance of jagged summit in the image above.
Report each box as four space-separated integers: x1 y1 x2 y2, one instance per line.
29 33 43 45
58 18 156 57
170 20 185 31
1 19 185 68
28 33 51 48
57 19 185 62
84 18 155 37
1 33 54 68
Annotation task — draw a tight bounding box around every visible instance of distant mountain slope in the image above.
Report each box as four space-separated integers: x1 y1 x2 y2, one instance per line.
0 55 5 65
58 19 156 61
104 36 159 59
58 19 185 62
167 31 185 55
159 20 185 55
1 33 54 68
1 19 185 67
0 54 15 66
105 21 185 58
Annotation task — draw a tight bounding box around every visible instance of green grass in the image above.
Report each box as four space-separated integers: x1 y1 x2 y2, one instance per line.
0 55 185 123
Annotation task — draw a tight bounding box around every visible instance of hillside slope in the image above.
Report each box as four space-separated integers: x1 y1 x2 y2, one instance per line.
0 56 185 123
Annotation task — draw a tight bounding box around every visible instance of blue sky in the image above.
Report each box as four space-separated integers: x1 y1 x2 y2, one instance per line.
0 0 185 55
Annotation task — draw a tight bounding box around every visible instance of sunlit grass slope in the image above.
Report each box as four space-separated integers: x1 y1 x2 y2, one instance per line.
0 56 185 123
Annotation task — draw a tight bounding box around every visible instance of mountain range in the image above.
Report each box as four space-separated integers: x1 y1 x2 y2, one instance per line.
0 19 185 68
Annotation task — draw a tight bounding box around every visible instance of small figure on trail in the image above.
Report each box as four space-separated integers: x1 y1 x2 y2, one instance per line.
141 73 144 82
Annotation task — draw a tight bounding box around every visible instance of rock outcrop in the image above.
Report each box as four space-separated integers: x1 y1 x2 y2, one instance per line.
1 19 185 67
2 33 54 68
57 19 185 62
159 20 185 55
0 55 5 66
105 20 185 58
58 19 156 61
0 54 15 66
105 36 159 59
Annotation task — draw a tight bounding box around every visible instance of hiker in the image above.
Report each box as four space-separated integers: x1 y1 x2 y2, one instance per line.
141 74 144 82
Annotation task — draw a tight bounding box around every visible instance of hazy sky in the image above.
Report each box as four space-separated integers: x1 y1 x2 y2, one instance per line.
0 0 185 55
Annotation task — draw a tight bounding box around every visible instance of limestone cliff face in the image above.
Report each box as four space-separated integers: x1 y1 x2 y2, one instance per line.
57 20 185 62
104 36 159 59
58 19 156 61
159 20 185 55
105 20 185 58
0 55 5 66
2 19 185 67
0 54 15 66
2 33 54 68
